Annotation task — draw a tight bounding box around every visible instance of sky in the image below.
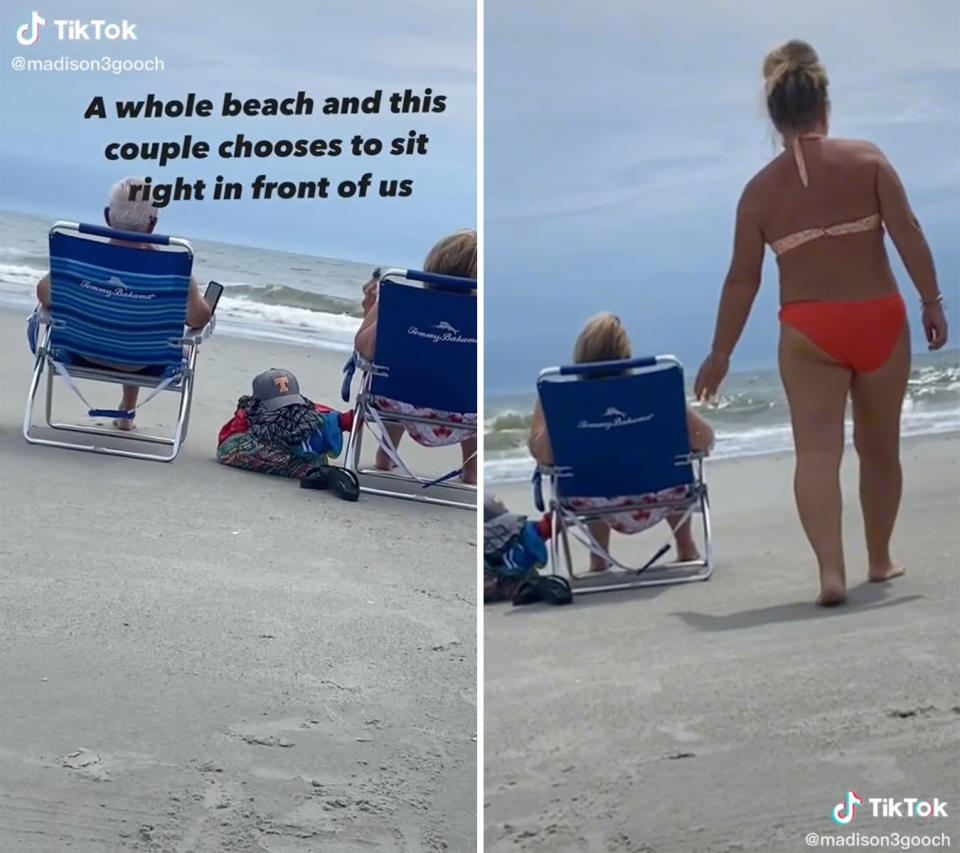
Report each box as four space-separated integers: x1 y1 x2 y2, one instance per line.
484 0 960 394
0 0 476 268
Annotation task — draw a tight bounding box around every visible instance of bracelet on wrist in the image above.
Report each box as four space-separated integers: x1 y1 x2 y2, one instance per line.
922 294 944 307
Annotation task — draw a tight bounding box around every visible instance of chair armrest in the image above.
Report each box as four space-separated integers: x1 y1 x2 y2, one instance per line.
182 316 215 345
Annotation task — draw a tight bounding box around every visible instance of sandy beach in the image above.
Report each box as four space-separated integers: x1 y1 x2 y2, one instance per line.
485 434 960 851
0 308 476 852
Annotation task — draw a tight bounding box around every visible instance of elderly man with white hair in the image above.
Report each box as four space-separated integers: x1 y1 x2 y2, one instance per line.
31 177 212 429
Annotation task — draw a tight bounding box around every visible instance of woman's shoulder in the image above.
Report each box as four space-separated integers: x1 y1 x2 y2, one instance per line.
739 161 781 208
745 137 885 189
825 136 886 160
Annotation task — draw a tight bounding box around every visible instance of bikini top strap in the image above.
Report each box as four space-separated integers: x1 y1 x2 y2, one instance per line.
792 133 824 189
792 136 809 188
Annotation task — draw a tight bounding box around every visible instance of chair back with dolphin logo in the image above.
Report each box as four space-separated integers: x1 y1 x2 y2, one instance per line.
23 221 213 462
533 356 714 593
341 268 477 508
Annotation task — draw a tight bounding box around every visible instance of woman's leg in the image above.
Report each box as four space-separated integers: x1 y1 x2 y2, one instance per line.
114 384 140 431
460 434 477 484
588 522 612 572
375 424 405 470
850 324 910 581
779 324 853 605
668 513 700 562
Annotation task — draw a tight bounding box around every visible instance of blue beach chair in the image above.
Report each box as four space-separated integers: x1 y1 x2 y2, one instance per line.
341 268 477 508
533 355 714 593
22 221 212 462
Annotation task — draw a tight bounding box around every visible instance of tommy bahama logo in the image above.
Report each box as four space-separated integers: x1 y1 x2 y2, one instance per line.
407 320 476 344
80 277 156 300
578 406 654 430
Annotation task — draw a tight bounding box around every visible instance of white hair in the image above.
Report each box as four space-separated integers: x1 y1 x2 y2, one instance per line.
106 177 158 232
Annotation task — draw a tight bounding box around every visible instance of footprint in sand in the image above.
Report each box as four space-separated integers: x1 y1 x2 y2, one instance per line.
226 715 336 748
61 748 109 781
241 734 296 748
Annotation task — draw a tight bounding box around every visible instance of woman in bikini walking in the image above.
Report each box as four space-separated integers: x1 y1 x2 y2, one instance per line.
694 40 949 606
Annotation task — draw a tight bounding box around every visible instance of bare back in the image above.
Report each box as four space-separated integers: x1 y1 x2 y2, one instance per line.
744 137 900 303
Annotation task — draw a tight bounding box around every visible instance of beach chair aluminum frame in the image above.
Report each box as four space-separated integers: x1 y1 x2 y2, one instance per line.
534 355 715 594
22 221 211 463
342 268 476 509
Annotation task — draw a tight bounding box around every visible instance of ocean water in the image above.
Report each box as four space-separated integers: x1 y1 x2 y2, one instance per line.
0 209 374 351
485 350 960 482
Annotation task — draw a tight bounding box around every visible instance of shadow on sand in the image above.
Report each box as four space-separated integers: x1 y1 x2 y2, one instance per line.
490 577 921 626
670 581 922 632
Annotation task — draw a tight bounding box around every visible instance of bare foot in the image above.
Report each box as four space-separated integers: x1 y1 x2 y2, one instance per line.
868 563 905 582
588 560 610 573
113 417 135 432
374 449 396 472
816 567 847 607
676 545 700 563
816 588 847 606
816 575 847 606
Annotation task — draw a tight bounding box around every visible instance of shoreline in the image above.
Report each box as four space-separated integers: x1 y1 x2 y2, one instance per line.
484 347 960 483
484 426 960 485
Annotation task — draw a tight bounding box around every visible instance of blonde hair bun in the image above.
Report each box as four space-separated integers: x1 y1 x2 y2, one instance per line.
763 40 824 94
762 40 829 131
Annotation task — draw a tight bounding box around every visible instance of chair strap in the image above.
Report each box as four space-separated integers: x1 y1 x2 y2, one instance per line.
561 503 695 575
426 449 477 487
341 353 359 402
51 360 181 419
365 405 419 480
365 405 470 489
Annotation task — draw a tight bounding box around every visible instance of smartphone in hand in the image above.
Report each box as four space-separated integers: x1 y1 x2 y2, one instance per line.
204 280 224 313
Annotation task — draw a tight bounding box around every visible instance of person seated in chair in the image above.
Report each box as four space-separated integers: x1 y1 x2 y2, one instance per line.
354 229 478 484
528 312 715 572
30 177 212 430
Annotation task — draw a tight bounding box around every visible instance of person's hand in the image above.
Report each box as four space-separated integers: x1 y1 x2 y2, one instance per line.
694 351 730 401
922 301 948 351
361 277 379 315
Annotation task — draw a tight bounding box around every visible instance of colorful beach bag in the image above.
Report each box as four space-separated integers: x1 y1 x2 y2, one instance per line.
484 495 550 603
216 371 350 478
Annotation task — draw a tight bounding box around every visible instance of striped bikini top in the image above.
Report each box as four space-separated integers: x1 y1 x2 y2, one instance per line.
770 133 881 257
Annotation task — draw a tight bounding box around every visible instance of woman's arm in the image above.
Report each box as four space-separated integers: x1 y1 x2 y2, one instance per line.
874 147 940 304
686 407 715 454
527 400 553 466
695 187 766 400
36 273 50 307
873 146 947 350
353 275 381 359
354 301 378 360
709 188 766 358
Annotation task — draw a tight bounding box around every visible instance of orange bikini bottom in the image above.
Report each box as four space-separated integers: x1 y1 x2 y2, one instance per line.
779 294 906 372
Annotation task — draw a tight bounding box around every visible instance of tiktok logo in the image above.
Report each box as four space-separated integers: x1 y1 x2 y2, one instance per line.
15 10 46 46
832 791 863 825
